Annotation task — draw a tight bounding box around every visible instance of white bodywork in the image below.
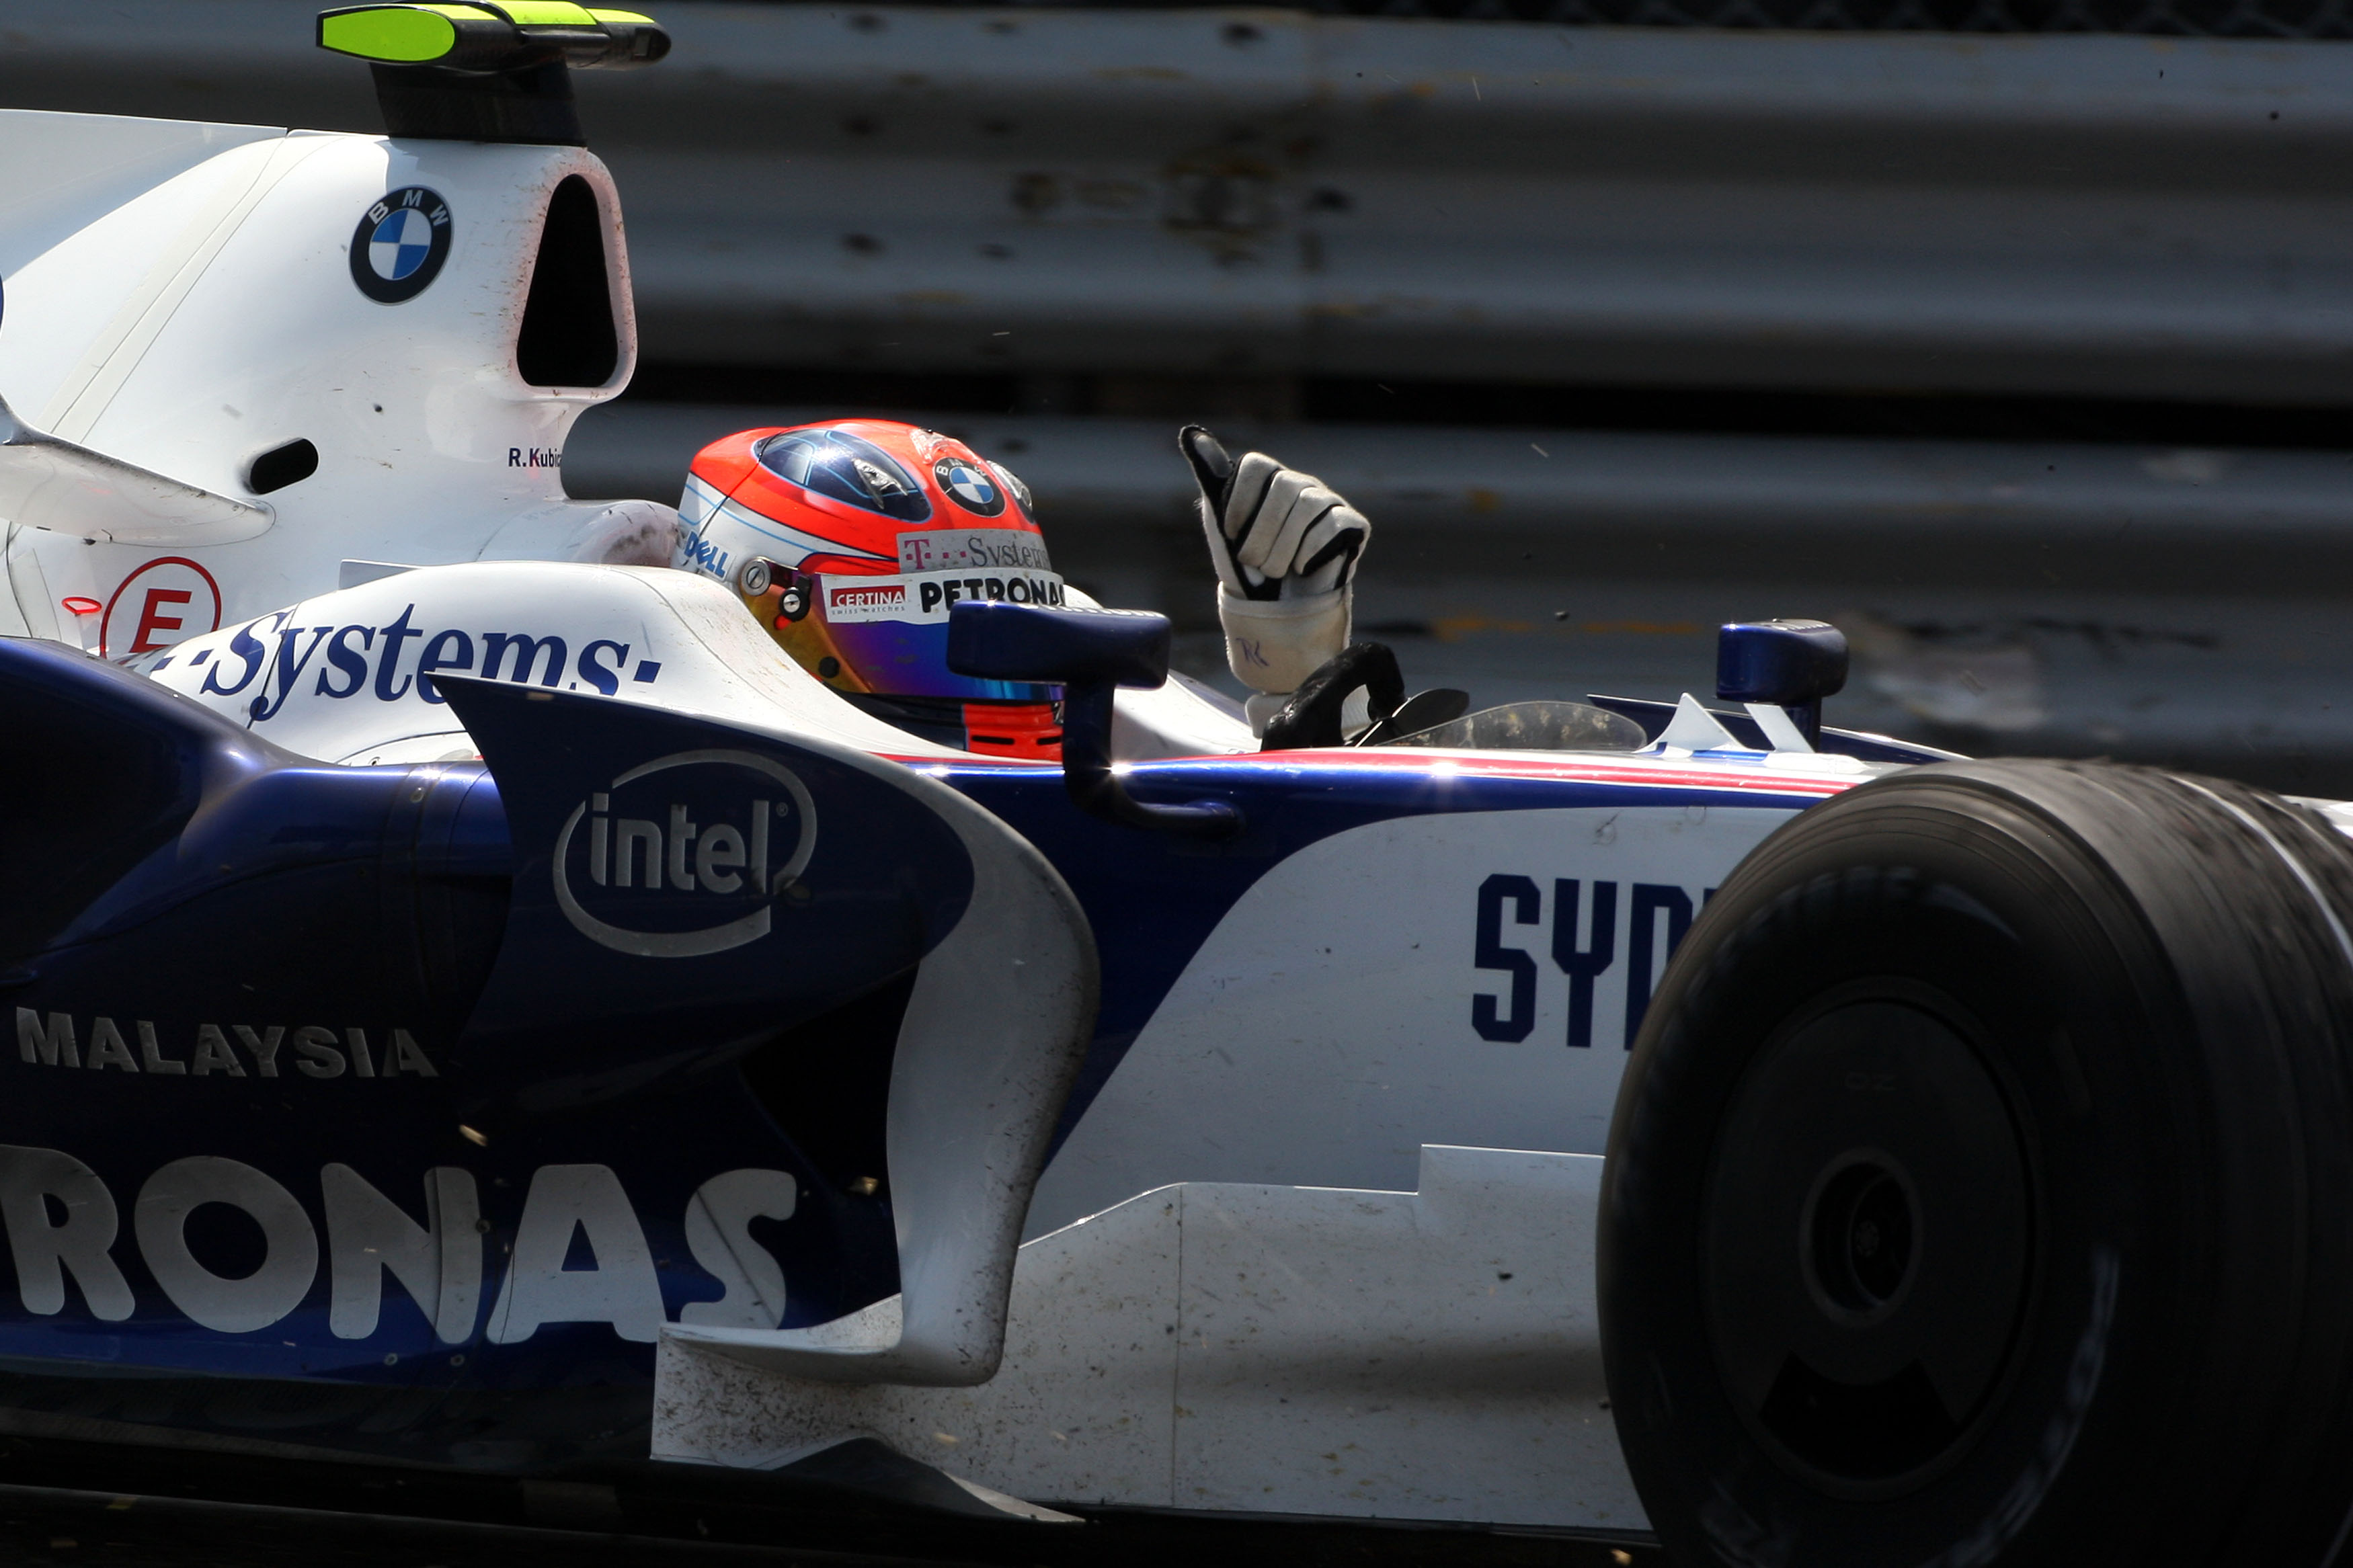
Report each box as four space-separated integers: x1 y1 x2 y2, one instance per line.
659 1146 1642 1532
0 109 670 655
652 776 1802 1530
134 562 1252 766
1027 800 1792 1235
139 563 971 765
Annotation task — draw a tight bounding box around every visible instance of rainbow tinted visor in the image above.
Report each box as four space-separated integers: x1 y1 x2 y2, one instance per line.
818 567 1068 702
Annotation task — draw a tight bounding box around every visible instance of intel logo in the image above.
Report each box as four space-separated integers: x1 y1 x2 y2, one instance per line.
552 751 817 958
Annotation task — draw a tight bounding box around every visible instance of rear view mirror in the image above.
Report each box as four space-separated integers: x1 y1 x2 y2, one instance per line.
1716 618 1849 747
945 598 1171 690
948 600 1240 839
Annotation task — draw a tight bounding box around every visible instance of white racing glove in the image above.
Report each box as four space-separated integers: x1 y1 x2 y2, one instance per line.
1181 425 1370 729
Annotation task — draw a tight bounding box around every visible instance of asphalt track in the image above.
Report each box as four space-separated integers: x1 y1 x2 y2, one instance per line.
0 1437 1662 1568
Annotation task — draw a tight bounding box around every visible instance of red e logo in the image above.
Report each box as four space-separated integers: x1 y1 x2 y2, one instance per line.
102 558 223 661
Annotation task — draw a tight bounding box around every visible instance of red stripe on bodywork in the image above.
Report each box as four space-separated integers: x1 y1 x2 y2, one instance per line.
887 747 1861 798
1238 748 1861 796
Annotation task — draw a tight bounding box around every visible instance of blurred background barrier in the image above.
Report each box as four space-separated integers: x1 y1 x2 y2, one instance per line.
7 0 2353 789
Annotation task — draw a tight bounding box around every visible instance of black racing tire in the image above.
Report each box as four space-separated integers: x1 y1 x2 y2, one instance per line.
1601 758 2353 1567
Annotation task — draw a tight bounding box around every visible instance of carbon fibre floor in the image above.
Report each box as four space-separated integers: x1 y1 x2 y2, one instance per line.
0 1437 1661 1568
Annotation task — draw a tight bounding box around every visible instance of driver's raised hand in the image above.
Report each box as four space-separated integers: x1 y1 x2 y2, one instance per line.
1181 425 1370 716
1182 426 1369 600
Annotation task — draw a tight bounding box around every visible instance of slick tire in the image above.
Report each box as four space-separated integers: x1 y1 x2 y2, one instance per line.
1601 758 2353 1568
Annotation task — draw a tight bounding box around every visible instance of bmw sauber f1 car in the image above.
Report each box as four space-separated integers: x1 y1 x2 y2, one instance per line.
8 550 1901 1526
9 10 2353 1567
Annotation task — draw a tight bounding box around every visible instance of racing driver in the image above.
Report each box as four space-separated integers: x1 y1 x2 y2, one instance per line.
674 418 1370 759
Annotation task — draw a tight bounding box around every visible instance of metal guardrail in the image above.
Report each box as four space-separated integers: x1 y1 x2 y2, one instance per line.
600 10 2353 405
7 2 2353 407
569 401 2353 589
975 0 2353 36
569 402 2353 537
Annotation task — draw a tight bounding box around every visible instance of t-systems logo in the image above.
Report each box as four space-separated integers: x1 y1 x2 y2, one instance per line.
552 751 817 958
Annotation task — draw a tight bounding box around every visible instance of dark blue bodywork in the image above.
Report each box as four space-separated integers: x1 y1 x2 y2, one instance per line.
0 636 1836 1468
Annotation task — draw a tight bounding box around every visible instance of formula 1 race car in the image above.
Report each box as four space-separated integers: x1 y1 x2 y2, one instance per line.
0 8 1874 1536
28 548 2353 1568
4 546 1897 1518
10 10 2353 1568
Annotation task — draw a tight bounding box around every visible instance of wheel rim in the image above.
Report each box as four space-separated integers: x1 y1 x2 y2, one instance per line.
1804 1152 1920 1323
1702 988 2033 1496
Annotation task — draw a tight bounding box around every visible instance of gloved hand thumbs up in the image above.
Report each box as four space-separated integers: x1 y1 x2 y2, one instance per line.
1181 423 1368 604
1181 424 1372 708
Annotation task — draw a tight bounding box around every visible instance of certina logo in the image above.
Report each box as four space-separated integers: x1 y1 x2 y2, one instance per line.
829 582 907 614
554 751 818 958
350 186 452 304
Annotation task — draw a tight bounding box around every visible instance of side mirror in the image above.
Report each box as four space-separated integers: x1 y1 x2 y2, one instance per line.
948 600 1242 839
1716 619 1849 748
947 597 1172 689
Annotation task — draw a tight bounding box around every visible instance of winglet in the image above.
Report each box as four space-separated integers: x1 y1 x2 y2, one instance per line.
439 675 1099 1387
318 4 671 146
0 393 272 546
1657 692 1743 753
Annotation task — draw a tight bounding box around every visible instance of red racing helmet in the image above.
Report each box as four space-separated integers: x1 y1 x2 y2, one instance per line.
677 419 1065 758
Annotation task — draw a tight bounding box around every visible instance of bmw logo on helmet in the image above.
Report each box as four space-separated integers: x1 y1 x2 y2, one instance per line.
932 455 1005 517
350 187 452 304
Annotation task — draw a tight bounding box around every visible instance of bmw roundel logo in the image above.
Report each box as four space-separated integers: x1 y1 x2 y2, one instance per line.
350 187 452 304
932 455 1005 517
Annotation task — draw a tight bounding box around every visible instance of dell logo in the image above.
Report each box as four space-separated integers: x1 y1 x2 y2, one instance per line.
552 751 817 958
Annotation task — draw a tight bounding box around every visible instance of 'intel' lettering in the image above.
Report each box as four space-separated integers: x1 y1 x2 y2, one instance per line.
587 793 779 895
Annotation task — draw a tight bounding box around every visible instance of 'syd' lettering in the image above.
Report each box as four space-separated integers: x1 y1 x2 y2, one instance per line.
1471 877 1708 1049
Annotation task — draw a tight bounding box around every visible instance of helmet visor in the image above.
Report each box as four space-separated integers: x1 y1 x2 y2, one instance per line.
817 566 1068 701
755 428 933 524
